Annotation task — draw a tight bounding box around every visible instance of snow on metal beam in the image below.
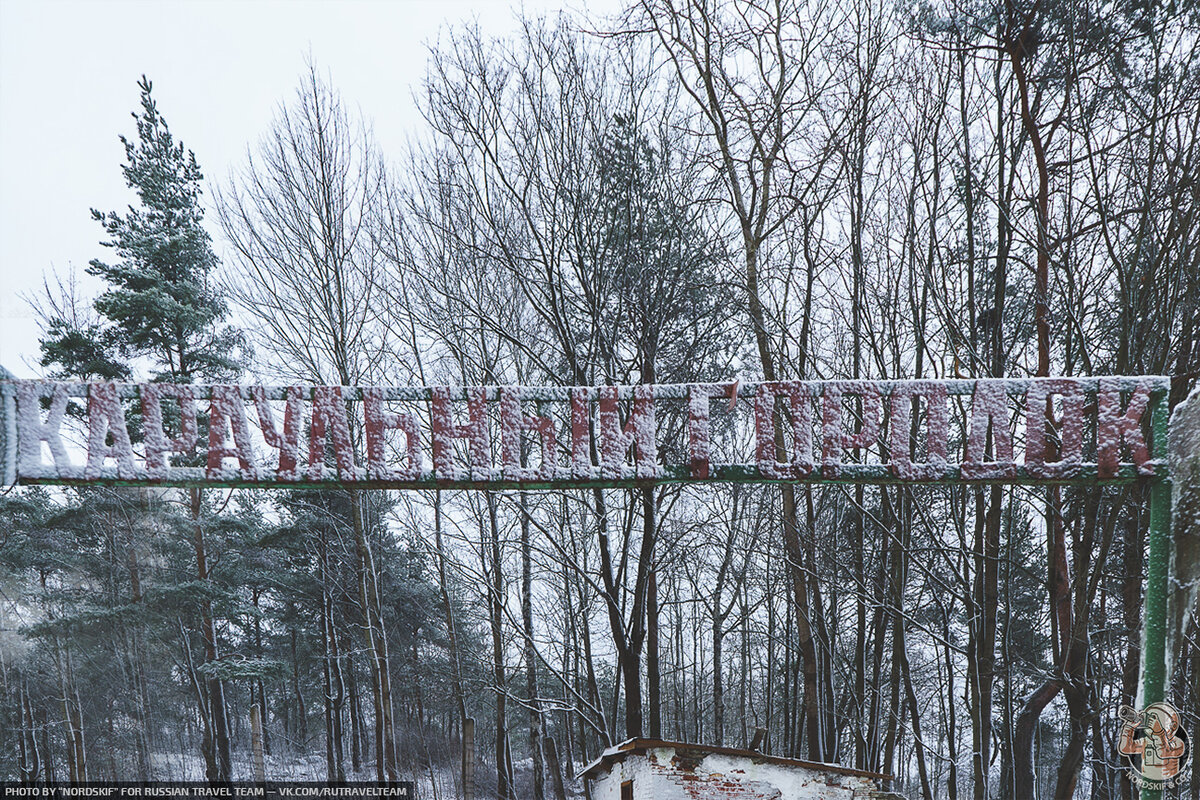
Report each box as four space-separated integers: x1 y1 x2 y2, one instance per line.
0 376 1172 490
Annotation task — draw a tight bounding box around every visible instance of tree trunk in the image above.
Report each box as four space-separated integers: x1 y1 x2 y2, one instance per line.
519 490 546 800
942 604 960 800
127 538 153 780
291 625 308 749
190 488 231 783
1013 680 1060 799
1119 486 1144 800
782 485 822 760
349 490 398 782
19 680 40 783
747 235 824 761
646 519 661 739
435 492 470 794
348 654 363 772
251 703 267 782
892 492 933 800
713 607 724 746
543 735 569 800
1051 683 1089 800
320 550 346 783
485 495 514 800
251 588 271 759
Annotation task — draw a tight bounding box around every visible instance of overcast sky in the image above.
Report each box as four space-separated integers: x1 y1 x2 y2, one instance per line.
0 0 625 378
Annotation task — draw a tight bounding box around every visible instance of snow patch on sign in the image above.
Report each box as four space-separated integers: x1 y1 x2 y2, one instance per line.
1097 377 1153 477
754 382 814 479
1024 378 1084 479
253 386 303 480
571 387 598 479
598 386 658 479
141 384 198 478
430 386 493 481
363 387 421 481
499 387 557 481
86 383 136 479
821 380 880 478
309 386 360 480
17 381 72 475
961 380 1016 479
688 384 735 479
208 384 259 480
889 380 949 480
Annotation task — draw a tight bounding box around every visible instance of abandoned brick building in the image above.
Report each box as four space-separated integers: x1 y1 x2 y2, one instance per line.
583 738 902 800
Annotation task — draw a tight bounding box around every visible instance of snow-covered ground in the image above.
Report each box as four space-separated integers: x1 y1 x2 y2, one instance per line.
146 750 587 799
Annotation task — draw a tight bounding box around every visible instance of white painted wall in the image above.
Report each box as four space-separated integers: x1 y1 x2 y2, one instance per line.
588 746 882 800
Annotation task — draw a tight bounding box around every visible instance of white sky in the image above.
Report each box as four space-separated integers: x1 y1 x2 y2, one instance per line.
0 0 625 379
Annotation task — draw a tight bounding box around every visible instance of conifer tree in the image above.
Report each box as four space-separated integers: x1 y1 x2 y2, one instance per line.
85 76 240 384
40 76 242 782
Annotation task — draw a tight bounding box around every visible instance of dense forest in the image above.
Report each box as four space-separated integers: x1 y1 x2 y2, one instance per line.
2 1 1199 799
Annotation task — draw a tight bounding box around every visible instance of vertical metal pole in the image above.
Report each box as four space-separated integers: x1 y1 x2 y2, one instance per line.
1143 480 1170 706
0 365 16 486
250 703 266 782
463 716 475 800
1139 390 1172 800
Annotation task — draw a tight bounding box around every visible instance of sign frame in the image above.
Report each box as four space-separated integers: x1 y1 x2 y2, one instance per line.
0 368 1178 800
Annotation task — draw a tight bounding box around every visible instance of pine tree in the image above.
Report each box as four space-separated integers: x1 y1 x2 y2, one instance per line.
39 76 243 782
85 76 240 384
595 112 731 386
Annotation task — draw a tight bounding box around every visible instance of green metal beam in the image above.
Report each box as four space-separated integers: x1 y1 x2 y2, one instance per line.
13 462 1163 491
1139 392 1173 800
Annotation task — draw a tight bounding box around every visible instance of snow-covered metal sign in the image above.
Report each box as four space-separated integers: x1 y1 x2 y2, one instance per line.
0 376 1170 489
0 371 1180 741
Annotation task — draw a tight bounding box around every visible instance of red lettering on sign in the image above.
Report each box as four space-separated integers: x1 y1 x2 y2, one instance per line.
310 386 359 480
431 386 490 481
207 385 258 479
754 382 814 480
1025 379 1084 479
571 388 597 479
500 388 557 481
86 383 136 479
253 386 304 479
1097 378 1153 477
889 381 948 481
16 381 71 474
141 384 198 477
598 386 657 479
962 381 1017 479
822 381 881 478
687 384 734 479
363 388 421 481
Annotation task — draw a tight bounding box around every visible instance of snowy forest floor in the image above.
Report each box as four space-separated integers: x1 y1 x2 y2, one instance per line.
144 751 574 799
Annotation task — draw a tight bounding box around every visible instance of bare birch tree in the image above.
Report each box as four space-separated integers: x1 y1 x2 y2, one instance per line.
215 64 403 782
